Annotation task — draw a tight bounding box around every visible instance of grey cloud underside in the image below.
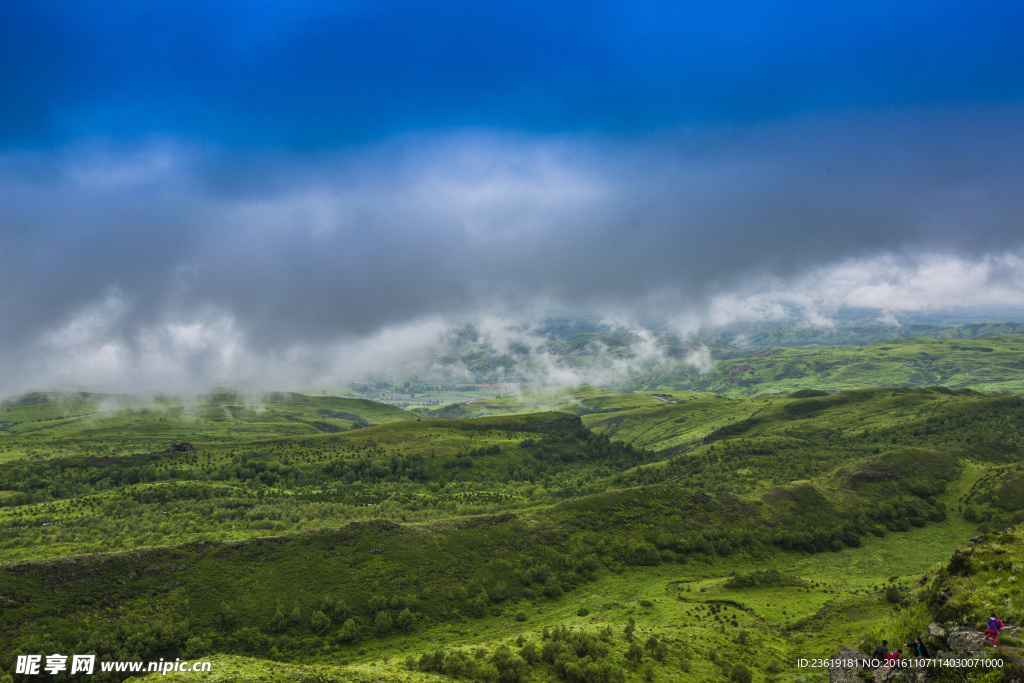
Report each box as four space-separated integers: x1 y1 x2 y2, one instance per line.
2 108 1024 394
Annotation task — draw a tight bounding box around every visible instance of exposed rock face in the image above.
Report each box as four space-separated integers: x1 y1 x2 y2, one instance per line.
169 442 195 452
827 648 929 683
947 627 986 654
828 647 871 683
927 621 946 639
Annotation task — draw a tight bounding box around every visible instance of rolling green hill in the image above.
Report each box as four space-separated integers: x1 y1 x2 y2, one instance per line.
639 335 1024 396
0 391 417 463
3 382 1024 681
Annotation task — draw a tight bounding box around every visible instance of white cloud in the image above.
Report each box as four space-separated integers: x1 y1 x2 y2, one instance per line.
683 346 715 374
4 108 1024 397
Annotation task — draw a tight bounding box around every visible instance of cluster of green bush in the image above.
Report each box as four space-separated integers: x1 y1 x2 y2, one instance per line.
409 625 640 683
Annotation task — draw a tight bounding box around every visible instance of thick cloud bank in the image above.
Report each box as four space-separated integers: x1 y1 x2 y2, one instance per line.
2 108 1024 396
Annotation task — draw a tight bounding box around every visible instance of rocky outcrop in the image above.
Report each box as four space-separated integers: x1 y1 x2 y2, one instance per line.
947 627 986 654
830 629 1005 683
828 647 872 683
827 648 929 683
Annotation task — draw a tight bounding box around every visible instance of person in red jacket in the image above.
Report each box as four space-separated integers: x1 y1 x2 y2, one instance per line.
886 650 903 670
984 613 1004 647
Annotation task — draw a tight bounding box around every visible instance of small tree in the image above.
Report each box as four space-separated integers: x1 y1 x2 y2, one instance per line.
396 608 414 631
731 663 752 683
310 610 331 633
374 610 393 636
471 595 489 617
271 603 286 631
367 594 388 613
218 602 236 629
519 642 538 665
337 618 359 643
334 598 351 620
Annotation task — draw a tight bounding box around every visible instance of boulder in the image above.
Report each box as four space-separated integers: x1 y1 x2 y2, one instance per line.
828 647 935 683
947 627 986 654
828 647 871 683
897 668 930 683
927 621 947 639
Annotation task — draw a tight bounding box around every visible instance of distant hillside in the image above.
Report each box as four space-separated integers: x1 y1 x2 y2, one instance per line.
637 335 1024 396
411 403 477 419
704 320 1024 349
0 392 417 462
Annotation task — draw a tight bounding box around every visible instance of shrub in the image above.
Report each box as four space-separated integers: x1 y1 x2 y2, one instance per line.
374 611 393 635
367 594 388 613
396 608 414 631
333 598 351 620
337 618 359 643
627 543 661 566
947 551 973 576
310 610 331 633
731 663 752 683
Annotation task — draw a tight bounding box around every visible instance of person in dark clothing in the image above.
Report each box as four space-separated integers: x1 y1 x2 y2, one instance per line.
902 637 929 658
872 640 888 662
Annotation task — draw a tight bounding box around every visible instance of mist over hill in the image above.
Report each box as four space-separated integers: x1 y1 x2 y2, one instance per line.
338 316 1024 401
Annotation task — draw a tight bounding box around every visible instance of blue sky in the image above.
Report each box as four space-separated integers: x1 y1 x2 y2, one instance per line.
4 1 1022 146
2 1 1024 393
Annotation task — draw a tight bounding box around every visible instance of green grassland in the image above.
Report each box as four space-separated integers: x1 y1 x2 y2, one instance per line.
2 380 1024 682
348 327 1024 406
0 391 416 463
700 319 1024 350
640 335 1024 396
360 320 1024 396
389 334 1024 401
0 412 665 562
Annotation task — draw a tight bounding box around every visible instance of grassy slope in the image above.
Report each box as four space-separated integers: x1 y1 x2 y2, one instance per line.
0 411 661 562
135 517 1024 683
0 487 996 683
645 335 1024 396
4 384 1024 681
0 392 417 463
